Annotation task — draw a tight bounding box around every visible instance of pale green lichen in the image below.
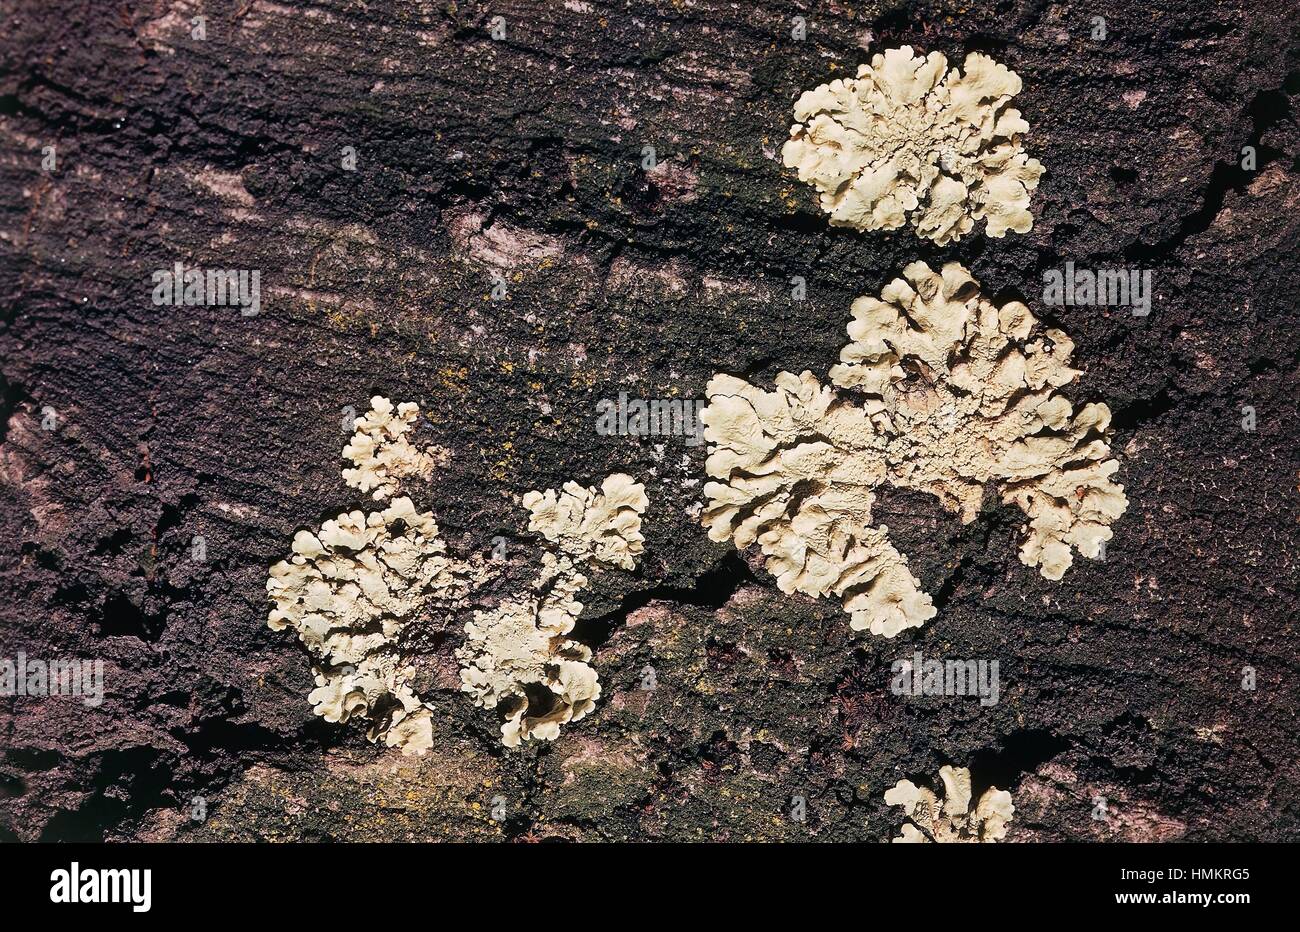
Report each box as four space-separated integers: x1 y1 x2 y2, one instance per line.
701 261 1127 636
270 402 648 752
457 474 649 747
884 765 1015 842
342 396 436 500
267 495 487 756
782 46 1044 244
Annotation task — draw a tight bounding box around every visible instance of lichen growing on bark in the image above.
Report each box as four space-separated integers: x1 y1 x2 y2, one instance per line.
271 399 646 752
701 261 1127 636
342 396 437 501
782 46 1044 244
457 474 648 747
884 765 1015 842
267 495 487 756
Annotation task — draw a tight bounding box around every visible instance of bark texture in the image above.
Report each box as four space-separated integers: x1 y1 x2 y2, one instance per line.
1 0 1298 841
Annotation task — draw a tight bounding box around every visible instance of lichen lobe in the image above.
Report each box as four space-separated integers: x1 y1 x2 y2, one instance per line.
885 765 1015 842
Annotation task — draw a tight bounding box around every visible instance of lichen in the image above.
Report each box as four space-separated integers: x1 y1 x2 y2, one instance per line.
457 474 648 747
884 765 1015 842
342 396 436 500
267 495 487 756
271 397 646 752
523 473 648 570
781 46 1044 244
701 261 1127 636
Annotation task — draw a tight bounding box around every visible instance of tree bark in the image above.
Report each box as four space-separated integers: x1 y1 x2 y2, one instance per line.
1 0 1298 841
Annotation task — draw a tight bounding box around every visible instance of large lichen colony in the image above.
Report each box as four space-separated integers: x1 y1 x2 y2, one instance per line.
701 261 1127 637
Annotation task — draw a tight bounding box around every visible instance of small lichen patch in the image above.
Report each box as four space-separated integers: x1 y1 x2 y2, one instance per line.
781 46 1044 243
701 261 1127 636
342 396 436 500
267 496 488 756
457 475 648 747
884 765 1015 842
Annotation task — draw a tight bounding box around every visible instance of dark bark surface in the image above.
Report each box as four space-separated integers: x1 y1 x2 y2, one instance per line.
1 0 1298 842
